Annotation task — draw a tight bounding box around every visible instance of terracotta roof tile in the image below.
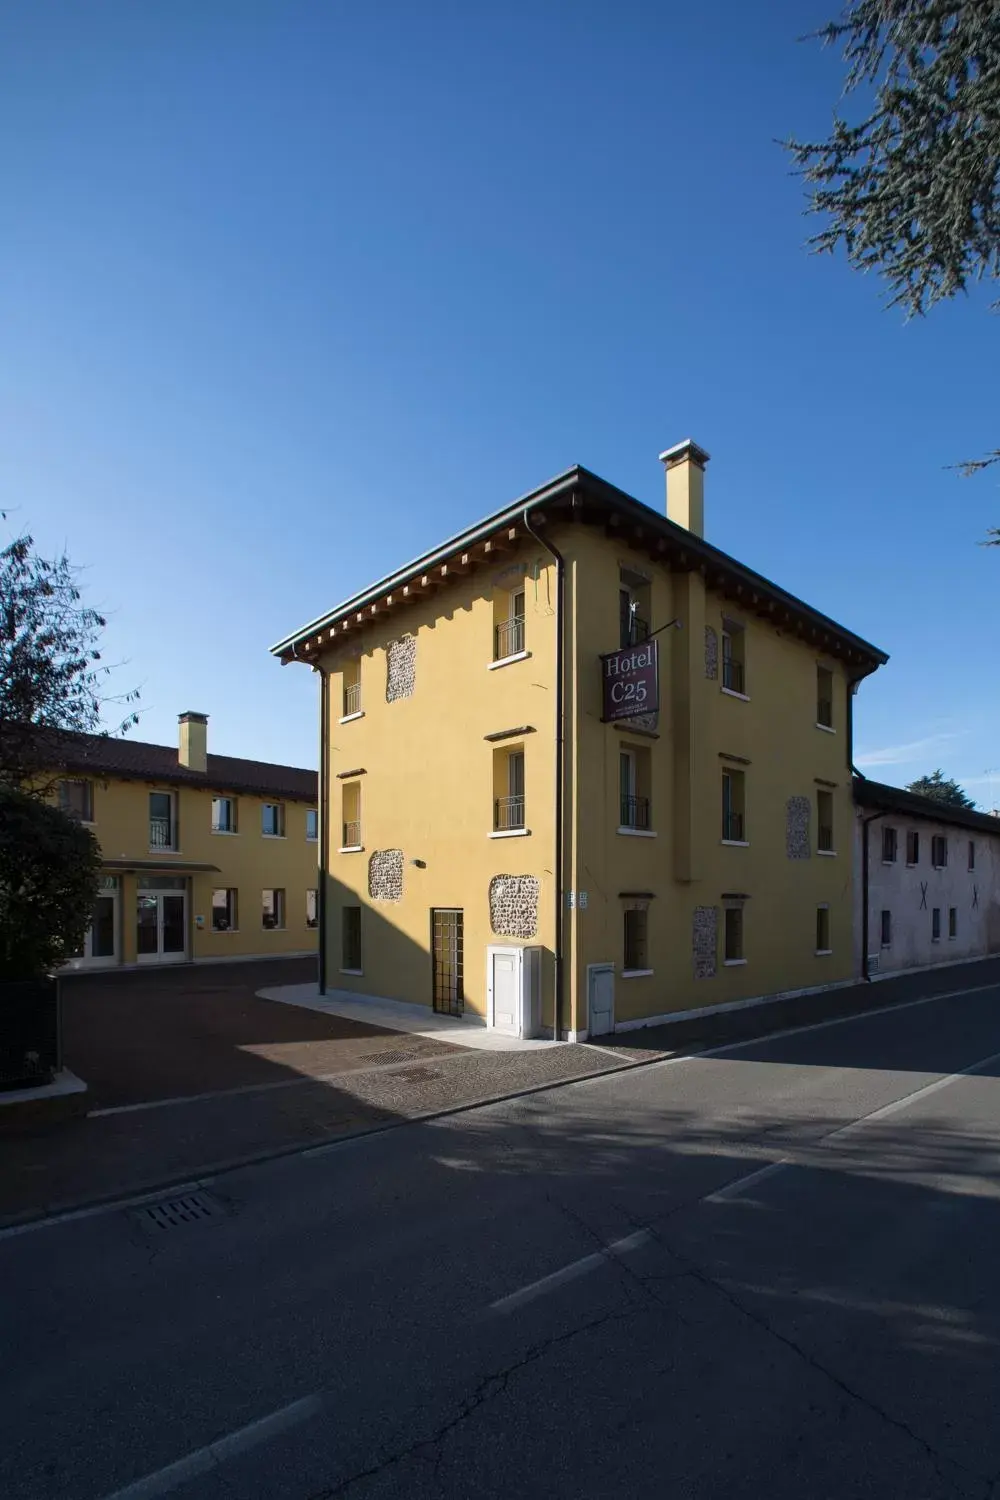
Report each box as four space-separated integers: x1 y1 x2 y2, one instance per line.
43 729 317 802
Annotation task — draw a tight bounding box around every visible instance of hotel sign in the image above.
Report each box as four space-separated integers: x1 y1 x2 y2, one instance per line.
601 639 659 722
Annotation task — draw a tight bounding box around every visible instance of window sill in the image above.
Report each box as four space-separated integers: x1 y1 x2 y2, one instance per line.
306 836 318 843
721 687 750 702
621 969 654 979
817 849 837 857
340 710 365 724
211 829 239 837
815 948 833 957
723 958 748 967
932 865 947 871
487 650 532 671
262 834 286 840
212 929 240 935
339 968 364 976
261 928 286 934
906 863 917 868
881 859 896 866
815 722 836 735
617 826 657 838
149 849 181 856
339 844 364 854
489 828 530 839
932 938 941 944
721 839 750 847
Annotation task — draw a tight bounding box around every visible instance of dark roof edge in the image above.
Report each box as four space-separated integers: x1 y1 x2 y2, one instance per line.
853 777 1000 836
269 468 581 654
271 464 887 666
56 760 318 801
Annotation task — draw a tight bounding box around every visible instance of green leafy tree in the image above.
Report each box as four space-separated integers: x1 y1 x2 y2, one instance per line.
785 0 1000 542
905 769 976 808
0 533 139 792
0 790 102 979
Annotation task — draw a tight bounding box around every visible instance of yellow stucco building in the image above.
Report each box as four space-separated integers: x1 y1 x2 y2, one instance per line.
50 713 319 969
273 443 886 1038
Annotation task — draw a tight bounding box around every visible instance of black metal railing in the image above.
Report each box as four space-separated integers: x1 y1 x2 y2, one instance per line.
722 810 745 842
818 824 834 852
149 817 177 850
722 657 745 694
620 794 651 830
620 616 650 648
494 795 525 831
817 697 833 727
494 616 525 661
343 681 362 717
342 820 362 848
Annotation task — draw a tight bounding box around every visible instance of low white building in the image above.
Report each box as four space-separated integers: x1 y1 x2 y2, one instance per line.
854 779 1000 977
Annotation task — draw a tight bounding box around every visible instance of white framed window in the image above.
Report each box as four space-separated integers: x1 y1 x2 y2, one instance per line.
306 889 319 928
262 888 285 930
212 888 238 932
262 803 285 838
212 796 237 834
306 808 319 841
59 778 94 822
881 826 897 863
721 621 746 695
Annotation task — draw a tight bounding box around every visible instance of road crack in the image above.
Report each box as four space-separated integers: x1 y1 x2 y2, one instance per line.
304 1307 633 1498
645 1226 990 1498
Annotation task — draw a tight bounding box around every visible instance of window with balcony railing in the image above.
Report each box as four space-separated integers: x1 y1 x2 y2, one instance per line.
341 779 361 849
493 748 525 831
493 587 526 663
618 746 652 831
342 819 362 848
721 623 746 696
817 790 834 852
722 769 746 843
149 791 177 850
619 570 651 650
343 679 362 717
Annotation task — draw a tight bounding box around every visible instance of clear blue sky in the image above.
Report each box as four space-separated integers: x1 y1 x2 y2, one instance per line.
2 1 997 805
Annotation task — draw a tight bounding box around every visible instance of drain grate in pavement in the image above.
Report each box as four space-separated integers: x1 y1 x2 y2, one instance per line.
363 1049 419 1065
130 1191 223 1234
393 1066 442 1083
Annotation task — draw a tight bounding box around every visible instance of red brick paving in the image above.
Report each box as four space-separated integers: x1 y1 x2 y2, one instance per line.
61 958 461 1108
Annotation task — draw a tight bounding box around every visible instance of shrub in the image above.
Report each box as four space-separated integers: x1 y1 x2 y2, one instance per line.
0 789 101 980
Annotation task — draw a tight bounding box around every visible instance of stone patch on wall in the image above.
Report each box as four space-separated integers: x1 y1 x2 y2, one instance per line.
385 635 416 703
786 796 811 859
704 625 719 680
693 905 717 979
489 874 539 939
368 849 403 902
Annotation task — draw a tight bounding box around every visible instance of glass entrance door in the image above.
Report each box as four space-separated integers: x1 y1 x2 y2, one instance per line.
70 878 120 967
136 879 188 963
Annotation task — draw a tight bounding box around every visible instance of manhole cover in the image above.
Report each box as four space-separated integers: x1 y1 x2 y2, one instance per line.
364 1050 417 1065
394 1066 441 1083
129 1191 224 1234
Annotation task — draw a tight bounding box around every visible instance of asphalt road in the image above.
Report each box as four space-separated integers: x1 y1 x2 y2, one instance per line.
5 976 1000 1500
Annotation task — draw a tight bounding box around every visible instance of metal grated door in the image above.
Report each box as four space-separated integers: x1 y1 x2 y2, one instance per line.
431 908 464 1015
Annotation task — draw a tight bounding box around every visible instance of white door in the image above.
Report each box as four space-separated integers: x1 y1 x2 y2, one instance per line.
488 946 522 1035
136 884 188 964
588 964 615 1037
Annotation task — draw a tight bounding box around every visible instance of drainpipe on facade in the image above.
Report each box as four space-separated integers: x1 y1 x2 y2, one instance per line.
861 810 885 982
522 506 565 1040
317 665 329 995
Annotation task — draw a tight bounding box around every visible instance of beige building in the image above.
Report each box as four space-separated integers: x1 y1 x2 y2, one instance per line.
50 713 318 969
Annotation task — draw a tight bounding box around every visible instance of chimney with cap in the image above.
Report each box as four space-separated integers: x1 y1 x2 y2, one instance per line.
660 439 710 537
178 711 208 773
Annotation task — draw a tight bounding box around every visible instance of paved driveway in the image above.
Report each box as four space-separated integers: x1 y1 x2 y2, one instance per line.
61 959 461 1108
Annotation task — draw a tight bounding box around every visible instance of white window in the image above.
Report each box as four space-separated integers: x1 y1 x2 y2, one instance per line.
306 889 319 928
59 779 94 822
721 622 746 695
262 803 285 838
262 889 285 929
212 796 237 833
212 889 238 932
306 808 319 841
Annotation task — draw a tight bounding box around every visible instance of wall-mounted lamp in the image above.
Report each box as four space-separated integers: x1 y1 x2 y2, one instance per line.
411 858 426 869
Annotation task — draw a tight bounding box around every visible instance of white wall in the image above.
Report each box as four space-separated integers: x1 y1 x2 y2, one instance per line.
855 807 1000 976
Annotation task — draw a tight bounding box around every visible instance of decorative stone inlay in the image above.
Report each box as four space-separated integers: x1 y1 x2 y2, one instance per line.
386 635 416 703
693 905 717 979
368 849 403 902
786 796 811 859
705 626 719 680
628 712 659 733
489 874 539 939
